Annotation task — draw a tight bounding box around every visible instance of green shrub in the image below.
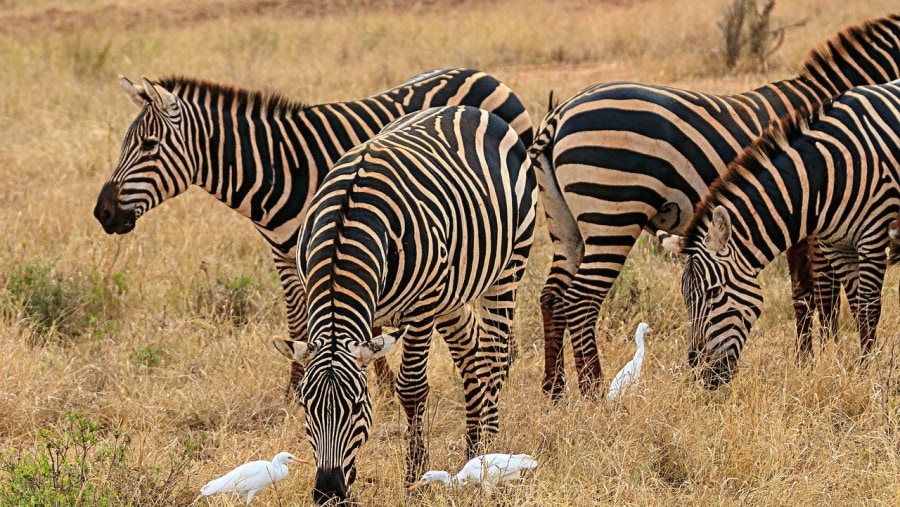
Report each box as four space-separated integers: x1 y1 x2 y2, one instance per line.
130 344 165 368
3 261 125 345
0 412 197 507
192 262 262 326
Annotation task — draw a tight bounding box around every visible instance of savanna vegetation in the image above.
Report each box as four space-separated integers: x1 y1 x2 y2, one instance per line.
1 0 900 505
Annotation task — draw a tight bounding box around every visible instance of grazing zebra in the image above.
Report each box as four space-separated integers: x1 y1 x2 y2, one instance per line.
530 14 900 398
658 81 900 387
92 69 534 395
280 105 536 502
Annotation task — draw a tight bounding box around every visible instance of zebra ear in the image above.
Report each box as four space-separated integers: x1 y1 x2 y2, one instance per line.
119 75 148 108
273 339 313 365
705 206 732 255
657 231 685 254
141 77 178 115
351 326 406 366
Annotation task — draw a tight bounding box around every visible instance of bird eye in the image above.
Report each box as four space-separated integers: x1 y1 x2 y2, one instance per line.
141 137 159 154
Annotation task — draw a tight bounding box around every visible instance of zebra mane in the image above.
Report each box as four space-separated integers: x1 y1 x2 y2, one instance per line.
154 76 311 114
681 104 823 248
798 14 900 84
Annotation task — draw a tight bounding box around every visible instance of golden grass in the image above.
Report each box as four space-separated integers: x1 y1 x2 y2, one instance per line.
2 0 900 505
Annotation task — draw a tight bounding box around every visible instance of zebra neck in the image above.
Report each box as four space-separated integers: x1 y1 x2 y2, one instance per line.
797 17 900 99
186 95 403 252
716 184 820 274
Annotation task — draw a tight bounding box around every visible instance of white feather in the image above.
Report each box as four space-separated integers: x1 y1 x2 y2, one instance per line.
409 453 538 493
607 322 651 403
200 452 303 504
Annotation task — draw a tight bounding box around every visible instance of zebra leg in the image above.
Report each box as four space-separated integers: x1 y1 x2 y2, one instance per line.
478 239 531 438
812 241 842 345
563 226 642 398
533 141 583 400
847 248 887 361
434 306 488 458
395 318 436 484
787 238 816 360
272 253 310 399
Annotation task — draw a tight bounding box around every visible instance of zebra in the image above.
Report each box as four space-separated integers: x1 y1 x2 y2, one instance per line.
658 81 900 388
92 68 534 395
529 14 900 398
277 105 536 502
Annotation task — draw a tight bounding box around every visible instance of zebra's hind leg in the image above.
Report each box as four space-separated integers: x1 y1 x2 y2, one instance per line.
435 305 488 458
533 144 582 400
563 235 639 399
478 245 531 438
395 317 436 485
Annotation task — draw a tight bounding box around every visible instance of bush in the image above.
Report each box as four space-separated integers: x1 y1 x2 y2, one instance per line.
2 260 125 345
0 413 198 507
192 262 262 327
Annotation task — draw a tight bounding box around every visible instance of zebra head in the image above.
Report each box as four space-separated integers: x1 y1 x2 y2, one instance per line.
94 76 192 235
659 206 763 388
293 328 403 503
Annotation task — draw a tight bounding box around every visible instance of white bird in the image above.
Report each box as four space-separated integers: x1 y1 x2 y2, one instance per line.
607 322 651 403
199 452 305 504
407 453 538 493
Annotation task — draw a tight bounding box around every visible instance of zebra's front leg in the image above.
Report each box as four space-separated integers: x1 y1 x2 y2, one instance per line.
435 306 488 458
787 238 816 360
395 319 435 485
811 240 842 346
849 253 887 361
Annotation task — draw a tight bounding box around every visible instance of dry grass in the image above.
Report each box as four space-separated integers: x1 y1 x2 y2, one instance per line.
2 0 900 505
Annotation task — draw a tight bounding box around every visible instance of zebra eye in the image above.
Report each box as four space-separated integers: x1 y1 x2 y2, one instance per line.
141 137 159 154
706 286 723 300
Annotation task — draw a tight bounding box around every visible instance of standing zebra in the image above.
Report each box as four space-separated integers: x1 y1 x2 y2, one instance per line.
92 69 533 395
279 105 536 502
531 14 900 398
659 81 900 387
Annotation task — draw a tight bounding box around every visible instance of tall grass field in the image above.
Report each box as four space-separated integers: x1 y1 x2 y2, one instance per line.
1 0 900 505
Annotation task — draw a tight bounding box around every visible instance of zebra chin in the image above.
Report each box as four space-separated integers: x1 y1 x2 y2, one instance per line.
313 467 350 504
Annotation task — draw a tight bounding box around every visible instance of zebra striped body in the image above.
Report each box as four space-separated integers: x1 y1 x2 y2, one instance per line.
659 82 900 387
93 69 533 394
530 14 900 398
285 105 536 502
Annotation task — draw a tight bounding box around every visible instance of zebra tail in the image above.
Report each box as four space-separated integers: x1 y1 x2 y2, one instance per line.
529 111 582 257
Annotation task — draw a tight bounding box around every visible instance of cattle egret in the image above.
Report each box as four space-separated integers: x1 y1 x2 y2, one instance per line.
607 322 651 403
200 452 304 504
407 453 538 493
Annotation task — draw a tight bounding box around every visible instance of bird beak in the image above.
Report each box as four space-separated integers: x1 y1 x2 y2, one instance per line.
289 455 307 466
407 480 426 492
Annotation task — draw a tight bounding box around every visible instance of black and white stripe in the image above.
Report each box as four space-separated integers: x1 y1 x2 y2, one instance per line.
660 81 900 387
530 14 900 398
280 105 536 502
93 69 533 393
